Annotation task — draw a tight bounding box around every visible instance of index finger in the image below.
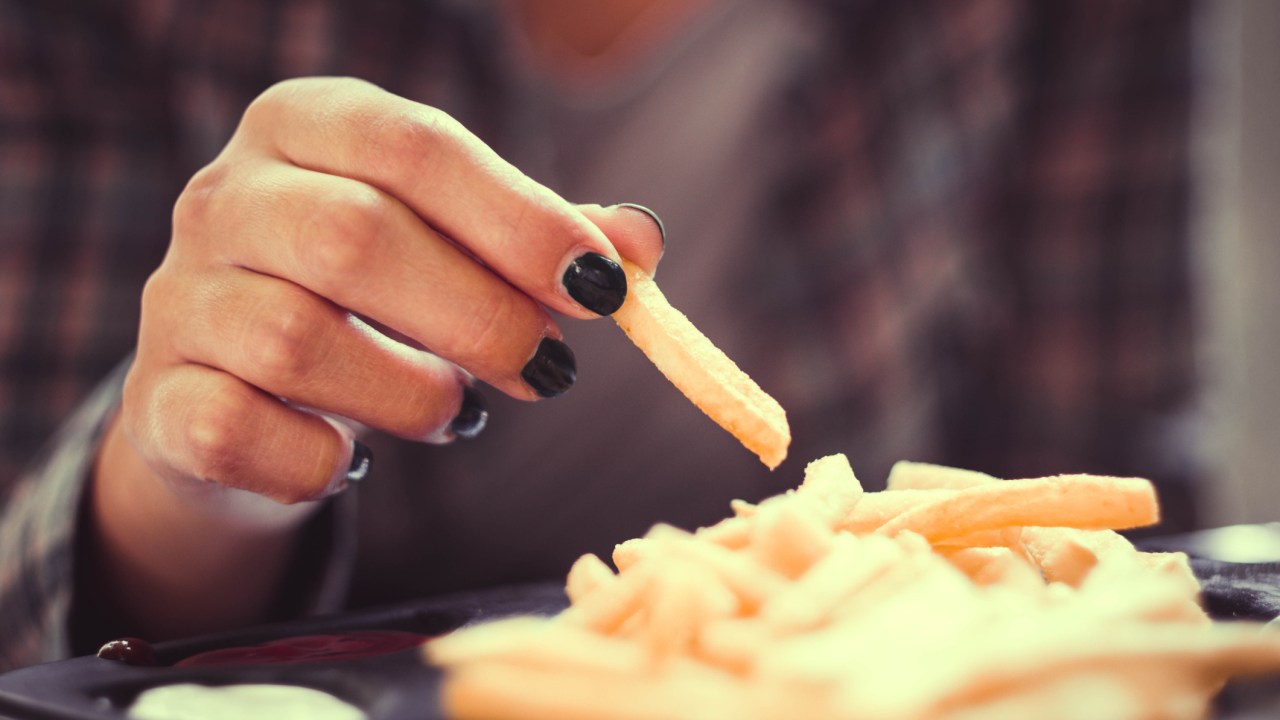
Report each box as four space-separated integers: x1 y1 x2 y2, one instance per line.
241 77 629 319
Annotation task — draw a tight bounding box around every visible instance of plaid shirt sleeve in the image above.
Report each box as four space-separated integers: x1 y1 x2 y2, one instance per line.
0 361 125 669
0 356 358 670
761 0 1197 525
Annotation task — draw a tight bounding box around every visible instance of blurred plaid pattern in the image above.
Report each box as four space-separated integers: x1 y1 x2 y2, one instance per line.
0 0 1195 668
769 0 1196 492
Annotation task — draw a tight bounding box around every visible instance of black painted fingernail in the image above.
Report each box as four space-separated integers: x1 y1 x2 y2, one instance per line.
450 386 488 440
613 203 666 247
521 337 576 398
346 441 373 483
562 252 627 316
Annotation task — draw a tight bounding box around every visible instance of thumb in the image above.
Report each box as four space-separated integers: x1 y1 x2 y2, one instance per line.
577 203 666 276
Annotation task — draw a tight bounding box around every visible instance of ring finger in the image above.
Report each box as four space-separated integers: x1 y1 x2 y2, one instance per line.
147 265 488 444
176 161 573 400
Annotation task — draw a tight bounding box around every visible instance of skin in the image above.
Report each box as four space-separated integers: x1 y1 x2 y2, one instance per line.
82 3 677 642
520 0 657 56
517 0 692 57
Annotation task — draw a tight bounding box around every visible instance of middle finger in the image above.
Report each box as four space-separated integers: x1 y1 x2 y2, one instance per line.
154 266 485 442
185 161 573 400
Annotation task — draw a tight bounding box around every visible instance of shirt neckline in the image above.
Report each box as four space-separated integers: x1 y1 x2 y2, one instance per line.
492 0 737 111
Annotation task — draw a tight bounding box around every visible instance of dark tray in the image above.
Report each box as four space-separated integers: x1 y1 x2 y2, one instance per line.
3 558 1280 720
0 582 568 720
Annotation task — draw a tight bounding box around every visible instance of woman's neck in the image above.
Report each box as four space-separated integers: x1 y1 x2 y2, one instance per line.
511 0 710 86
516 0 661 58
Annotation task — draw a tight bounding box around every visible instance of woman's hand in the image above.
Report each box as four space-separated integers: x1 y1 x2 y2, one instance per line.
83 77 664 640
125 76 663 506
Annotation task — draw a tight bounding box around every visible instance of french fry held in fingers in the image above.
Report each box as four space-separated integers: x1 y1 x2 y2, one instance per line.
427 454 1280 720
611 258 790 469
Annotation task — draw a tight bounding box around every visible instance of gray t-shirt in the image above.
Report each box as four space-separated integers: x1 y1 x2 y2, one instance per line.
350 0 832 604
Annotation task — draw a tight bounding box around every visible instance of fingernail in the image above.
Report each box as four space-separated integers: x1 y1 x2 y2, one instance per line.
613 203 666 247
450 385 489 439
562 252 627 316
521 337 576 398
346 441 373 483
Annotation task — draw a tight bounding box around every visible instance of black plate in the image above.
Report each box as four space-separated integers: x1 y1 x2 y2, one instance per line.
0 582 567 720
3 560 1280 719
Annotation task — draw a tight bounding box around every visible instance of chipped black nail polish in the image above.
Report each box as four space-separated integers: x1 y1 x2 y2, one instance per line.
613 203 667 247
562 252 627 316
521 337 576 398
450 385 489 440
346 441 373 483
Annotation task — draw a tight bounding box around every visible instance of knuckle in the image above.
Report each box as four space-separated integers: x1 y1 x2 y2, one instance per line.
244 293 323 387
301 187 387 284
248 76 379 135
172 163 229 238
138 268 171 315
184 388 254 482
373 106 460 185
244 77 307 126
385 105 454 152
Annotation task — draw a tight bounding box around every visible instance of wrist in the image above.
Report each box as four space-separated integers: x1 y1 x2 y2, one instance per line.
84 416 322 640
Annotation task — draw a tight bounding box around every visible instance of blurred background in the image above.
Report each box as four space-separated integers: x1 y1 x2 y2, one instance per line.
1197 0 1280 526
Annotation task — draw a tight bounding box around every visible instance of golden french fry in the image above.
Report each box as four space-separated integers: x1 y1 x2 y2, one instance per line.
696 617 777 675
642 560 739 660
443 655 752 720
898 623 1280 720
1075 551 1209 626
613 259 790 469
1139 551 1203 604
837 488 953 534
565 553 615 604
695 515 754 549
648 525 787 612
939 546 1043 590
444 662 633 720
559 562 654 635
885 460 1000 491
1020 527 1137 586
795 454 864 524
612 537 652 572
748 498 836 578
875 474 1159 542
757 534 901 632
933 526 1026 552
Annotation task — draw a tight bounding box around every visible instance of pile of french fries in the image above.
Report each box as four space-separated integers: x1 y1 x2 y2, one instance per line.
427 455 1280 720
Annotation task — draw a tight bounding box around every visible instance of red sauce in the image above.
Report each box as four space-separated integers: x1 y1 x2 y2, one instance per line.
175 630 428 667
